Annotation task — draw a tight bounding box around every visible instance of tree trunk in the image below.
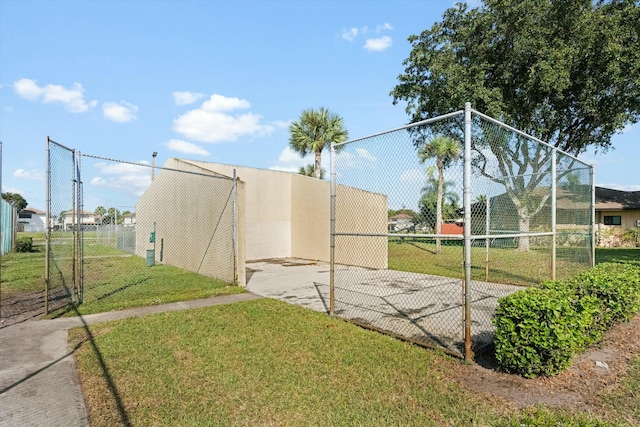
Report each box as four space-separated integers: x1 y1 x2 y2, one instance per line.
314 150 322 179
517 207 530 252
435 159 443 254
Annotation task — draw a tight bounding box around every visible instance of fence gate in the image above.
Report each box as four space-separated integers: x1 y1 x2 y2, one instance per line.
41 143 238 317
330 104 594 360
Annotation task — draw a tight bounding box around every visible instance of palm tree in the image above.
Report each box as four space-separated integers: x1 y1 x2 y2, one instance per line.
298 164 325 179
418 136 461 254
289 107 348 179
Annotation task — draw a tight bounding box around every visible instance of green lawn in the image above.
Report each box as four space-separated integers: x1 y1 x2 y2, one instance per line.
387 238 596 286
1 234 243 316
71 298 622 426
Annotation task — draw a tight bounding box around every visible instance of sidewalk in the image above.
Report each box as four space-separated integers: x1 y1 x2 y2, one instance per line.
0 292 261 427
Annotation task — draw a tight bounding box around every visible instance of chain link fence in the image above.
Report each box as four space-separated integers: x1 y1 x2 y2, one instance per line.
41 145 240 316
330 105 594 359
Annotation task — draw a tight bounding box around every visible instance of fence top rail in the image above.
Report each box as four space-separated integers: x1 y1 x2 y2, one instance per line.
334 109 464 148
470 109 592 167
79 153 235 181
47 137 75 153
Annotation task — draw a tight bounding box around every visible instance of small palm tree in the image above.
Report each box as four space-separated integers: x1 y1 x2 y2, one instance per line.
419 136 461 254
289 107 348 179
298 164 325 179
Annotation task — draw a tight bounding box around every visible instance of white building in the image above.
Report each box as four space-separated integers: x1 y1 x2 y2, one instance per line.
18 207 47 232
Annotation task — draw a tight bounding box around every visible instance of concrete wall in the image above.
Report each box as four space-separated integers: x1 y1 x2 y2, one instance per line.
135 159 242 285
136 159 388 283
334 184 388 269
185 161 293 261
181 160 388 269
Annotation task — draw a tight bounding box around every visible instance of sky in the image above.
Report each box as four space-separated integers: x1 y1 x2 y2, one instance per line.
0 0 638 212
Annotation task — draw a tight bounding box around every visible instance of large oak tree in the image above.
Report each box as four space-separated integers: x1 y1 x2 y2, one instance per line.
391 0 639 250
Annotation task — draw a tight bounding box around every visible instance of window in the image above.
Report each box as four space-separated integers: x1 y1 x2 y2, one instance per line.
18 213 32 219
603 215 621 225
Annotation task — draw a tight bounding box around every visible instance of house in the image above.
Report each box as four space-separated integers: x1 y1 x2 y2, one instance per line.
17 207 47 232
388 213 415 232
59 210 103 231
595 187 640 247
122 212 136 226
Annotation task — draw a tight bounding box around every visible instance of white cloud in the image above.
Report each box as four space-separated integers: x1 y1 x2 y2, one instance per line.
173 94 274 143
172 91 206 106
269 147 314 172
13 78 97 113
90 161 151 197
364 35 392 52
103 101 138 123
335 148 377 170
399 168 425 184
376 23 393 32
201 94 251 112
164 139 211 156
341 27 360 42
13 169 45 181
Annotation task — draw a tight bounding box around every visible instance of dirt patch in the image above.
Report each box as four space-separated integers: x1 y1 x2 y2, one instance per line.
0 290 46 328
450 313 640 416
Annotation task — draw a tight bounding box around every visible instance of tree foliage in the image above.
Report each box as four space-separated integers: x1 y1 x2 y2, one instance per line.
419 136 461 253
289 107 348 179
391 0 640 156
391 0 639 251
298 164 326 179
1 192 28 211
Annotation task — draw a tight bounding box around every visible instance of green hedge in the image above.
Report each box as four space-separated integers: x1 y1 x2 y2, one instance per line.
15 237 33 253
493 262 640 378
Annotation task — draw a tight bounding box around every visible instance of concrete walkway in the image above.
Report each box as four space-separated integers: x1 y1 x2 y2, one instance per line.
0 292 261 427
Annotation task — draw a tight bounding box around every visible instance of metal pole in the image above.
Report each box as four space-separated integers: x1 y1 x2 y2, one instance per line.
590 166 596 267
551 149 557 280
463 103 473 362
45 137 51 314
77 152 83 303
0 141 3 318
329 142 336 315
152 151 157 181
232 168 238 284
485 195 490 281
71 149 77 303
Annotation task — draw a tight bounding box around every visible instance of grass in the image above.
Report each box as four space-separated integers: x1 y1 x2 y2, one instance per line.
1 233 243 316
71 298 616 426
0 244 46 295
63 255 244 316
387 238 596 286
595 247 640 264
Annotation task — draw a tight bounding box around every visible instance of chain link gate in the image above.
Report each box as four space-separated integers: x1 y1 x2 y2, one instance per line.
45 143 239 316
330 104 594 360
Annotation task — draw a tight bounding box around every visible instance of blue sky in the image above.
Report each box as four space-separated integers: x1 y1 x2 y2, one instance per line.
0 0 637 211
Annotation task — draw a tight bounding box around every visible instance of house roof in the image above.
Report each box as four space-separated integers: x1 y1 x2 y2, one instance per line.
595 187 640 211
19 207 46 215
389 213 414 220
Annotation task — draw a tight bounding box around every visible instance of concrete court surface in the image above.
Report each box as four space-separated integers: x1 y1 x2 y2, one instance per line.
245 258 521 353
0 293 261 427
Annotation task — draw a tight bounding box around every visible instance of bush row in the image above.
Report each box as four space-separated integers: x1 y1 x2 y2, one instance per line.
493 261 640 378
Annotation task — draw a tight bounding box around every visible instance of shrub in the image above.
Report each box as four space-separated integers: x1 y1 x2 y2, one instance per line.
14 237 33 253
493 261 640 378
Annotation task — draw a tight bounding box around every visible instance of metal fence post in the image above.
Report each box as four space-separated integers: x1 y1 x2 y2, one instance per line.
329 142 336 316
590 165 596 267
45 137 51 314
232 168 238 284
551 148 557 280
463 102 473 362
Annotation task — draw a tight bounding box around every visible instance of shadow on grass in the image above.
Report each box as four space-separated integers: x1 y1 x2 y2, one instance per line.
70 304 132 426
